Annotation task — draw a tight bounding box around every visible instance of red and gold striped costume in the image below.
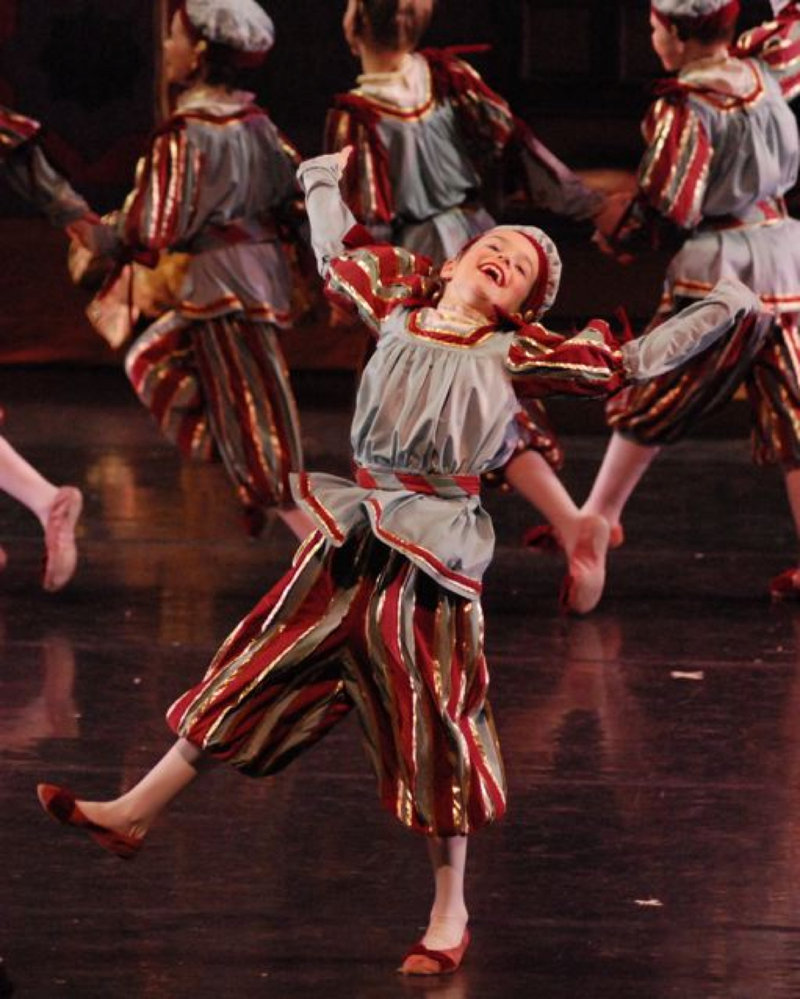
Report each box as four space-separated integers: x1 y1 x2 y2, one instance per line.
119 90 305 524
607 13 800 466
168 524 506 837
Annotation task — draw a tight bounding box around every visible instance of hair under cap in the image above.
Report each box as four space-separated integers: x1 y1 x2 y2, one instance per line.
490 225 562 319
181 0 275 57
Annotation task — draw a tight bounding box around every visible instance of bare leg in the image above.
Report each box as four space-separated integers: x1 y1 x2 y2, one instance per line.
75 738 209 840
507 450 610 614
582 431 660 532
0 435 58 524
506 450 579 543
400 835 469 974
422 835 469 950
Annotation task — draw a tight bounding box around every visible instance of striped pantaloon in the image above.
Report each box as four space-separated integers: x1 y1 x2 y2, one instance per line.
126 311 303 511
167 528 507 837
607 306 800 467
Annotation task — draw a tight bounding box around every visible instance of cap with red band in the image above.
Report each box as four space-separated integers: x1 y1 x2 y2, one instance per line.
179 0 275 65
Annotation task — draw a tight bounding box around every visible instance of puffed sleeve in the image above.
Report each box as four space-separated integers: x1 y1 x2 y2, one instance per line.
508 278 763 398
424 49 604 221
297 152 436 335
735 2 800 101
508 320 627 398
637 94 712 230
121 119 203 262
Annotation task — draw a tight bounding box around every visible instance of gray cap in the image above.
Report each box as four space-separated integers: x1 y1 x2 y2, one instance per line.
651 0 737 18
184 0 275 54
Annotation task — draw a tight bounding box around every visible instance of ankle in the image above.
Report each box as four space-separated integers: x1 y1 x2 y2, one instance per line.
423 910 468 950
83 799 150 839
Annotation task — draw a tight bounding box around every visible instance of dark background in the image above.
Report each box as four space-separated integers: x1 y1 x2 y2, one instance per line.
0 0 778 212
0 0 783 372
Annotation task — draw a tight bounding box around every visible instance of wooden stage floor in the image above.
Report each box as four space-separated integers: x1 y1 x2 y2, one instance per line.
2 368 800 999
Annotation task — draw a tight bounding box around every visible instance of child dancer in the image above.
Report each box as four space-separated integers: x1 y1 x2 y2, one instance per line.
326 0 618 612
84 0 313 541
583 0 800 603
37 147 758 975
0 106 89 590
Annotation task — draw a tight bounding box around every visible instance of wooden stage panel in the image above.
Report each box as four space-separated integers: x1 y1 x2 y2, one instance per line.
0 369 799 997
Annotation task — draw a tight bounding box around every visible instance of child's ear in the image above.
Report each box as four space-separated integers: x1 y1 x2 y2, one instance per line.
440 258 455 281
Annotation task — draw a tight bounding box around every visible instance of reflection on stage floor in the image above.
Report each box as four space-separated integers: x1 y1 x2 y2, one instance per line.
2 369 800 999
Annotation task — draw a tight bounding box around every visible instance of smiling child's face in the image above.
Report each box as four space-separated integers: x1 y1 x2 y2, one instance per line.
440 230 540 318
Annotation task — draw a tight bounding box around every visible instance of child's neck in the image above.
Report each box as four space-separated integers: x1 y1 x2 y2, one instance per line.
436 292 493 326
359 47 410 75
679 40 730 71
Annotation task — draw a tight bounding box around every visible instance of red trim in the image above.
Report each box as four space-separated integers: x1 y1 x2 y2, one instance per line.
355 468 481 496
518 233 549 313
367 498 482 595
407 310 495 348
294 473 346 543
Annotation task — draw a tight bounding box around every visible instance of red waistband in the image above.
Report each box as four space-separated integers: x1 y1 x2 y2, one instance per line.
355 467 481 497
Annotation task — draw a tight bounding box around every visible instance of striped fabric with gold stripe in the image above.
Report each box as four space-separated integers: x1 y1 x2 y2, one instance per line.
167 528 507 837
126 312 302 510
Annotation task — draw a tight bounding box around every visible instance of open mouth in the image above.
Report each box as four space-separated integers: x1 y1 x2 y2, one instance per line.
479 263 506 287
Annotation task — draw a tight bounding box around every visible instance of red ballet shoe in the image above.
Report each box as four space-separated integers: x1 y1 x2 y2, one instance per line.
398 929 470 976
769 568 800 600
522 523 563 554
36 783 142 860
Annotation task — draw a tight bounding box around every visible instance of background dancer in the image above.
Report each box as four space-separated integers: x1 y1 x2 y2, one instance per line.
80 0 314 541
582 0 800 603
325 0 622 612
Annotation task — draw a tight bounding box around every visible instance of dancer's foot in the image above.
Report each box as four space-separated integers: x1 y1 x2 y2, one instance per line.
399 919 470 976
36 784 143 859
770 567 800 601
42 487 83 591
561 514 611 615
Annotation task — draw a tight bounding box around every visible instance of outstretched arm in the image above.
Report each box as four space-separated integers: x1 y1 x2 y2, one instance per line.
509 279 763 398
296 148 361 279
296 149 437 333
622 279 763 381
0 107 94 230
